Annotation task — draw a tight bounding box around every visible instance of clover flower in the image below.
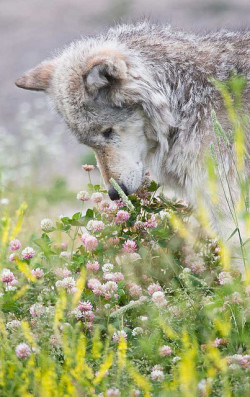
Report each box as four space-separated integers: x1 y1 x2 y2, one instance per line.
115 210 130 224
87 220 105 232
9 239 21 251
41 218 53 231
56 277 77 294
159 345 172 356
112 272 124 282
1 268 15 283
227 354 250 369
150 365 164 381
112 330 127 343
128 282 142 297
59 251 71 260
102 263 114 273
31 268 44 279
71 308 83 320
82 164 95 172
86 261 100 272
6 320 21 331
15 343 31 359
77 301 93 311
30 303 44 317
22 247 35 259
104 281 118 294
54 267 71 278
144 215 157 228
148 283 162 295
122 240 137 253
152 291 167 307
218 272 233 285
132 327 144 336
8 253 17 262
81 233 98 251
76 190 90 201
91 192 103 203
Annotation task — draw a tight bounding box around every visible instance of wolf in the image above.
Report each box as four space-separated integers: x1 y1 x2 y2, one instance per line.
15 22 249 265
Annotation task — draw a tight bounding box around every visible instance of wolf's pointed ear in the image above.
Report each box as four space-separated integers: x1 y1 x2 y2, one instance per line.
15 60 56 92
84 51 128 97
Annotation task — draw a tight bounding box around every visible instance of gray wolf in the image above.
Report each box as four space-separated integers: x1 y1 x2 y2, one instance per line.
15 22 249 265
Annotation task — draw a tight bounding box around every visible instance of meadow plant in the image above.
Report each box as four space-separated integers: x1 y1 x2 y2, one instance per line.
0 77 249 396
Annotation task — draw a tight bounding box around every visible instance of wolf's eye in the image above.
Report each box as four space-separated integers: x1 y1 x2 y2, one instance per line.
102 128 113 139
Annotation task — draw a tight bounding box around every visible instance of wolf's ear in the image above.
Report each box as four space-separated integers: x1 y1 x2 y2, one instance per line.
84 51 128 97
15 60 56 91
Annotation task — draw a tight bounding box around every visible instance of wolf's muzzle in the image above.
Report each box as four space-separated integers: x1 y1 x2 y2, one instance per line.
108 183 128 201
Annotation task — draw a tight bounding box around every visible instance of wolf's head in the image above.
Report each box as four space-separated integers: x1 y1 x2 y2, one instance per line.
15 39 171 199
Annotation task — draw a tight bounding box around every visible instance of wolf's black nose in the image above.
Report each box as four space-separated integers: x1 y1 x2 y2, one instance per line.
108 183 128 201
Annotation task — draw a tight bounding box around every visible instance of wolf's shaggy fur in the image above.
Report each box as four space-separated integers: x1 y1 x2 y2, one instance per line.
16 22 249 257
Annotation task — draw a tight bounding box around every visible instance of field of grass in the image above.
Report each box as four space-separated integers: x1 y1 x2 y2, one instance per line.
0 77 249 396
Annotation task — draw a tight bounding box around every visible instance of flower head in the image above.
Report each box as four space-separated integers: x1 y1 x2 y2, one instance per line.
82 164 95 172
115 210 130 224
41 218 53 231
159 345 172 356
148 283 161 295
1 269 15 283
6 320 21 331
81 234 98 251
91 192 103 203
150 365 164 381
218 272 233 285
112 330 127 343
123 240 137 253
31 268 44 279
87 220 105 232
152 291 167 307
9 239 21 251
59 251 71 260
8 253 17 262
76 190 90 201
86 261 100 272
128 282 142 297
30 303 44 317
102 263 114 273
15 343 31 359
78 300 93 312
132 327 144 336
22 247 35 259
56 277 77 294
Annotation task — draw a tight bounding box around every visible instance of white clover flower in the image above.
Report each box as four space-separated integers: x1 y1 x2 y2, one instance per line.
76 191 90 201
102 263 114 273
41 218 53 231
71 308 83 320
218 272 233 285
150 369 164 382
91 192 103 203
59 251 71 260
87 220 105 232
159 210 172 220
6 320 21 331
132 327 144 336
152 291 167 307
